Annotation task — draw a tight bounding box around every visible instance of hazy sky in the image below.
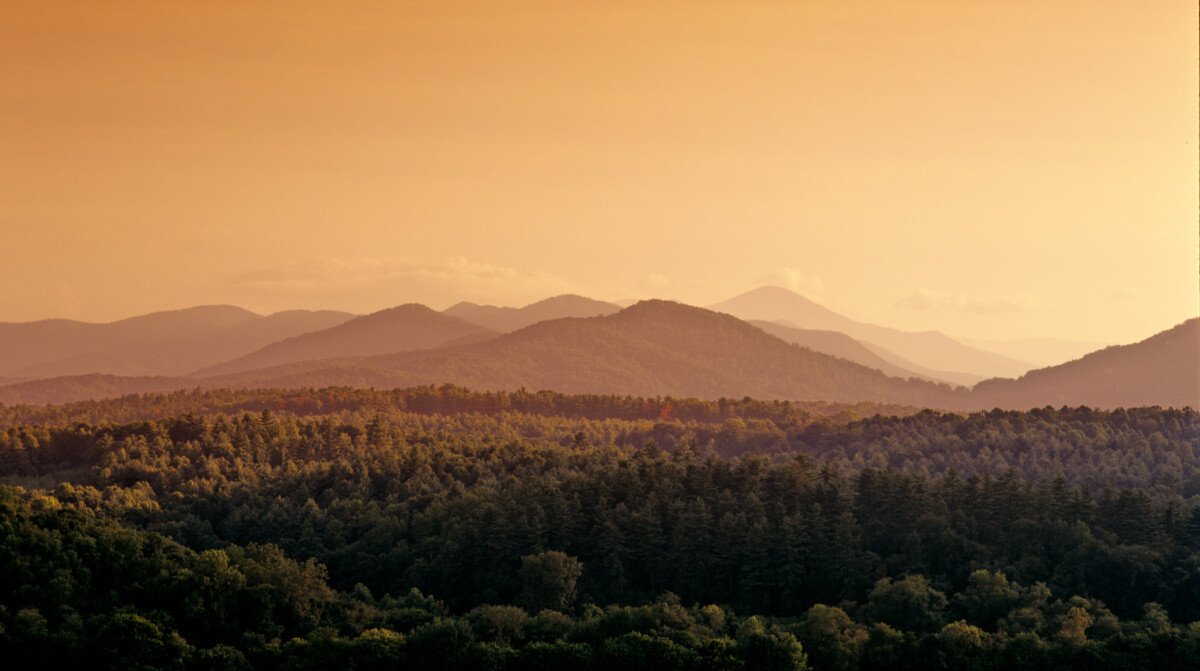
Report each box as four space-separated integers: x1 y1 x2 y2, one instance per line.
3 0 1196 343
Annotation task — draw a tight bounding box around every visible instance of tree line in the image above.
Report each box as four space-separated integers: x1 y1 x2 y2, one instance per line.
2 389 1199 668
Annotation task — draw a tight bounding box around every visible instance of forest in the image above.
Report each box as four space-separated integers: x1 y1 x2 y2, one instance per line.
3 385 1199 669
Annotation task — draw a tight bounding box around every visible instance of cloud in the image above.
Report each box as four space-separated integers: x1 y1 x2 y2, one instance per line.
227 256 580 310
760 268 825 297
896 288 1036 314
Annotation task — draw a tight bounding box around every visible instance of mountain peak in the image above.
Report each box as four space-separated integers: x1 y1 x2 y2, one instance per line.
444 294 620 333
708 287 850 326
709 288 1033 379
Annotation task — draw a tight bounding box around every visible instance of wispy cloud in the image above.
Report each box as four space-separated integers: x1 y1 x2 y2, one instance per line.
760 268 825 297
897 288 1037 314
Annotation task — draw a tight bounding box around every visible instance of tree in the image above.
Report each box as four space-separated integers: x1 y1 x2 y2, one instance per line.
519 551 582 613
795 604 865 671
860 575 947 634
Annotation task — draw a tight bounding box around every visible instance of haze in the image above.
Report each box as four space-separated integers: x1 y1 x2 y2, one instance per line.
2 0 1196 344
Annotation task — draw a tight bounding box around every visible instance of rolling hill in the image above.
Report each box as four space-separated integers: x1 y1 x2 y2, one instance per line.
748 320 980 386
0 306 354 377
0 374 192 406
443 294 621 332
191 304 496 377
709 286 1034 379
1 303 1192 411
969 318 1200 410
961 336 1109 368
208 300 962 406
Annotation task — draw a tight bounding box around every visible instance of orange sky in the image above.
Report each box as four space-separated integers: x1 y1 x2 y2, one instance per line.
2 0 1196 343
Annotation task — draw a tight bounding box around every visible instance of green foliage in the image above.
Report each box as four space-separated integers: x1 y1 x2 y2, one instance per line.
519 551 582 613
2 392 1200 668
861 575 948 635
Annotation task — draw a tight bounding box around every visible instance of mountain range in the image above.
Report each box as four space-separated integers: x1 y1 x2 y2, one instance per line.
191 304 493 378
0 306 353 378
443 294 621 332
709 286 1035 379
0 290 1193 410
971 318 1199 410
747 320 983 387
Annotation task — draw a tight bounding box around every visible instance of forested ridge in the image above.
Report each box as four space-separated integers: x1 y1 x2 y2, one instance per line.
3 386 1200 669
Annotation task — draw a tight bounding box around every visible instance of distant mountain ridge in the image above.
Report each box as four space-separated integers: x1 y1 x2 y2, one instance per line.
0 306 354 377
962 336 1109 368
749 320 981 387
190 304 496 378
0 374 190 406
0 296 1193 412
444 294 621 332
970 318 1200 410
194 300 961 406
709 286 1034 379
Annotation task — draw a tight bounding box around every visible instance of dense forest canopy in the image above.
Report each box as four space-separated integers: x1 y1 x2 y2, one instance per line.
3 385 1199 669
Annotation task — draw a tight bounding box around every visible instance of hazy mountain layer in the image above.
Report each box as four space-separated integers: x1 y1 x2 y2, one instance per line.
0 374 190 406
205 301 960 406
190 304 496 378
443 294 621 332
857 342 984 387
0 306 354 377
747 320 944 383
710 286 1034 379
962 336 1110 368
970 318 1200 410
0 302 1194 412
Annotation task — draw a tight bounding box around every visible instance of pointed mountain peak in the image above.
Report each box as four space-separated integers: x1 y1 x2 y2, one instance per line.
710 286 833 311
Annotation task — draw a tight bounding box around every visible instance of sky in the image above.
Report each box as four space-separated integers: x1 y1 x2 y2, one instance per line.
2 0 1196 344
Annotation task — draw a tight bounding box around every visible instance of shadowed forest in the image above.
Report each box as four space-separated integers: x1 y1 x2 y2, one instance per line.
3 386 1199 669
5 0 1195 667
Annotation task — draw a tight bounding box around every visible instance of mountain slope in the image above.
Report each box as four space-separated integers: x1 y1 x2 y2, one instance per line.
710 286 1034 379
0 306 355 377
230 301 961 406
961 336 1110 368
0 374 191 406
748 320 978 386
191 304 496 377
969 318 1200 410
4 309 1192 411
856 342 984 387
444 294 621 333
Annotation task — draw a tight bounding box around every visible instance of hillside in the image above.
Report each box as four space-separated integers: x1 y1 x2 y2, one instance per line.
710 286 1033 379
748 320 977 386
3 304 1192 411
961 336 1108 368
0 306 354 377
229 301 961 406
443 294 621 332
969 318 1200 410
856 342 984 387
191 304 496 377
0 374 191 406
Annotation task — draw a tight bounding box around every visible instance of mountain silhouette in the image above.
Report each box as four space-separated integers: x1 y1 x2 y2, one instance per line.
969 318 1199 410
191 304 496 377
212 300 960 406
710 286 1033 379
748 320 980 386
444 294 621 332
0 306 353 377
